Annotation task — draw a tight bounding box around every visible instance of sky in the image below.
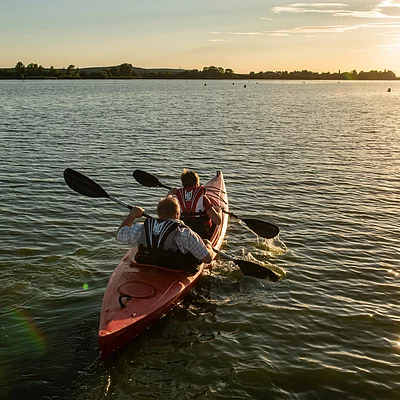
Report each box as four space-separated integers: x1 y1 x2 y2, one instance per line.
1 0 400 74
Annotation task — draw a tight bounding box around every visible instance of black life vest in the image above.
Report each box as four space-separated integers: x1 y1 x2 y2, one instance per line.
134 219 201 273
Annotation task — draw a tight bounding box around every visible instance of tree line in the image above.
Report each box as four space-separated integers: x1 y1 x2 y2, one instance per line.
0 62 397 80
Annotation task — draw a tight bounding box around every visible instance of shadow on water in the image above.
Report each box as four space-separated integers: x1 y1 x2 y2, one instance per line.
65 270 276 400
1 311 101 400
65 285 218 399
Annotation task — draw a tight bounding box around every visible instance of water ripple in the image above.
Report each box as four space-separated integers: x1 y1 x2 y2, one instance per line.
1 80 400 400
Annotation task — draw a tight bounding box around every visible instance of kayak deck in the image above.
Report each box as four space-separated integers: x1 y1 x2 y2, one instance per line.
98 171 228 359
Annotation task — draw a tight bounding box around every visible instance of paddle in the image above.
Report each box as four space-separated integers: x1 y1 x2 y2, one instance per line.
64 169 276 280
223 211 279 239
63 168 152 218
213 248 280 281
133 169 171 190
133 169 280 239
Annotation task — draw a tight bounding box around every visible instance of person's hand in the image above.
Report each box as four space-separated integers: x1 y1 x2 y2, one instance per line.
167 188 178 196
203 239 212 248
202 239 215 266
130 206 144 218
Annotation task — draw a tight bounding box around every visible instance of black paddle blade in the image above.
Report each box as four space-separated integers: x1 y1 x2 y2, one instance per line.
133 170 165 188
242 218 279 239
63 168 109 198
235 259 280 282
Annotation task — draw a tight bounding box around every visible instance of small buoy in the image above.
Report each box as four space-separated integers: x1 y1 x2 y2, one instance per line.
204 83 206 86
388 88 392 92
244 84 246 88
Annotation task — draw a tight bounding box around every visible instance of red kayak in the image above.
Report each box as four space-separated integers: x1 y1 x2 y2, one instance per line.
98 171 228 359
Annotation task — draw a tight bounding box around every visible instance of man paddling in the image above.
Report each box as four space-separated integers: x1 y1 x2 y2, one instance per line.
167 169 222 238
116 196 215 272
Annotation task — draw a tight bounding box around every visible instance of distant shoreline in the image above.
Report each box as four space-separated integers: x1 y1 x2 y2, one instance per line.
1 63 398 81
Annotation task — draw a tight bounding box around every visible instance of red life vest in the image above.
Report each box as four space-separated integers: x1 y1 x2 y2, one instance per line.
175 186 212 237
175 186 207 217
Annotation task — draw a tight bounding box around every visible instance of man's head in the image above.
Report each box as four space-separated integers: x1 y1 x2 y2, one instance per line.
181 169 200 188
157 196 181 220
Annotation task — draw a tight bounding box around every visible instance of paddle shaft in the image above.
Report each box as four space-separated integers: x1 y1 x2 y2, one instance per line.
64 168 152 218
109 196 152 219
213 248 235 262
222 210 238 219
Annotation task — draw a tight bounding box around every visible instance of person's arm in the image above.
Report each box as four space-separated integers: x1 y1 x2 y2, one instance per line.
116 206 144 239
204 196 222 225
201 239 215 264
177 227 215 263
167 188 178 196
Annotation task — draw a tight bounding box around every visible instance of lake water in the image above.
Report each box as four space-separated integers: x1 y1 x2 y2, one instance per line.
1 79 399 400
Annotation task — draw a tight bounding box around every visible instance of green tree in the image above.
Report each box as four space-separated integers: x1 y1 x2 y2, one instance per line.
202 66 224 78
15 61 25 73
88 70 109 79
110 66 120 77
67 64 76 76
119 63 133 76
382 70 396 80
48 66 58 77
26 63 39 77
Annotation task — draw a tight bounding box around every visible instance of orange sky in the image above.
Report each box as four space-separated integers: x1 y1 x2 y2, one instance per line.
1 1 400 75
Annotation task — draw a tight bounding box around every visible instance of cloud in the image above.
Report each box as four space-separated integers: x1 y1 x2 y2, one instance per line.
377 0 400 7
272 3 348 14
359 22 400 27
260 17 273 20
265 21 400 36
209 32 222 35
272 1 400 19
228 32 264 35
334 10 399 18
209 39 228 42
266 25 357 34
268 32 291 36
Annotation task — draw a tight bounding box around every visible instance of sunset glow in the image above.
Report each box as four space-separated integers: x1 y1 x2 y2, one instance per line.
1 0 400 74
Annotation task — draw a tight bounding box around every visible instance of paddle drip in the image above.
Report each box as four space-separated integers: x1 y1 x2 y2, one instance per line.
254 235 288 257
213 248 280 281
